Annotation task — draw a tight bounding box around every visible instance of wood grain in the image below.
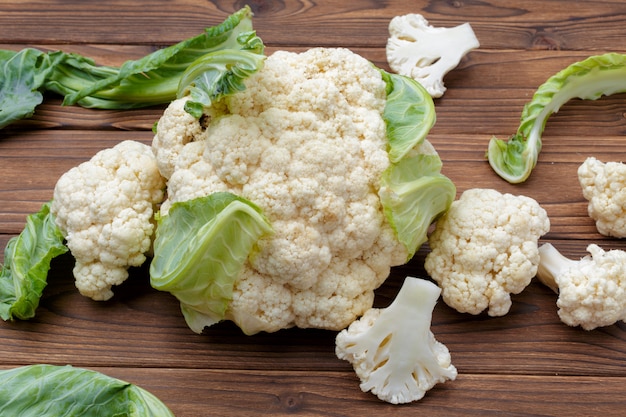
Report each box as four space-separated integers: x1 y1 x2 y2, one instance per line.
2 1 626 415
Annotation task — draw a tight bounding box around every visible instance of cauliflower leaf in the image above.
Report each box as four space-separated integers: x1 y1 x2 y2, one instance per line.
150 192 273 334
0 202 68 321
488 53 626 183
0 364 174 416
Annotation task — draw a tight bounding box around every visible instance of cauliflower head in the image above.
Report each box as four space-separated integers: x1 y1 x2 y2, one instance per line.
537 242 626 330
152 48 411 334
51 140 166 300
424 188 550 316
336 277 457 404
578 156 626 238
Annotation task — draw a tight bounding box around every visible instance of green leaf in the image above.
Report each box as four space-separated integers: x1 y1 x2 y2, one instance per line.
488 52 626 183
150 192 273 334
61 6 260 109
379 148 456 259
0 48 47 129
177 32 266 118
0 6 264 129
379 70 436 163
379 70 454 259
0 201 68 321
0 364 174 416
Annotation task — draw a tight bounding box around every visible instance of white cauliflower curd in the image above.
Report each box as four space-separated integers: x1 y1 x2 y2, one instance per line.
537 242 626 330
424 188 550 316
152 48 416 334
578 156 626 238
51 140 166 301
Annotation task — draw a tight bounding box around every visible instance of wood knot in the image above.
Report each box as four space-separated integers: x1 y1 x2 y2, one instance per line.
531 29 563 50
278 391 304 411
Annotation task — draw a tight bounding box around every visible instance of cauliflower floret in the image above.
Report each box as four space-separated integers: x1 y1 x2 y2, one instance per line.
153 48 409 333
424 188 550 316
537 242 626 330
578 156 626 238
336 277 457 404
386 14 479 98
51 140 166 300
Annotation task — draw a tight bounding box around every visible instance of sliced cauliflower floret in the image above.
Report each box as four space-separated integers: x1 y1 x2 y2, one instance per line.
336 277 457 404
51 140 166 300
386 13 479 98
578 156 626 238
424 188 550 316
537 242 626 330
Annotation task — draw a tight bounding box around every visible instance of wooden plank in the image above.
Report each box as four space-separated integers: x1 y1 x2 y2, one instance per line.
1 127 622 240
2 1 626 414
1 365 623 416
0 1 625 51
1 253 626 378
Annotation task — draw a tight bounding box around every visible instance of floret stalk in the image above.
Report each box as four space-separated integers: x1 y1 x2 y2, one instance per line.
536 243 578 294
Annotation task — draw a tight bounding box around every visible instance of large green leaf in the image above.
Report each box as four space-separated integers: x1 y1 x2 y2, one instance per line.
0 201 68 321
378 71 455 259
0 48 48 129
150 192 273 334
0 364 174 416
59 6 261 109
0 6 264 128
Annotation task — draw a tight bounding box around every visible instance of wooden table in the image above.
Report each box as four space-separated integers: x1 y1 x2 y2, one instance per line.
2 1 626 415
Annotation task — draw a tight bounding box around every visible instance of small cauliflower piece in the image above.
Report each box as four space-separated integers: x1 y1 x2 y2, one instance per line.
51 140 166 300
335 276 457 404
537 242 626 330
578 156 626 238
424 188 550 316
386 13 479 98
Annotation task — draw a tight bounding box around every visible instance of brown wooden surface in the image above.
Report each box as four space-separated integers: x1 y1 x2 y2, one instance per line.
2 1 626 415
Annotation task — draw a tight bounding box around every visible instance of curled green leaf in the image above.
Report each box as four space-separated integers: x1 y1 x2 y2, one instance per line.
488 52 626 183
379 145 456 259
177 32 266 118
